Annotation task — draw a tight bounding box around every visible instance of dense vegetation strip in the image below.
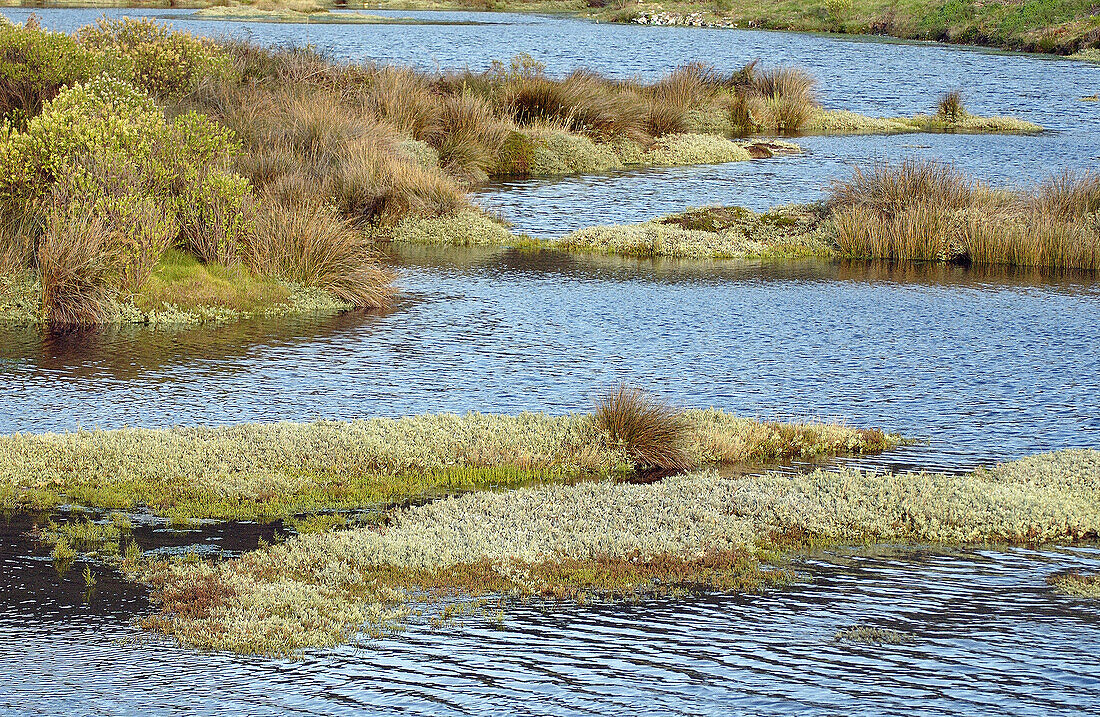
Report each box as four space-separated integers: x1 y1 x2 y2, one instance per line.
0 17 1040 325
1 407 897 523
502 161 1099 269
135 448 1100 654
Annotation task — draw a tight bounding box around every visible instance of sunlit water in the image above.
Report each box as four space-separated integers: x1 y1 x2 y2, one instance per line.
2 11 1100 715
2 513 1098 716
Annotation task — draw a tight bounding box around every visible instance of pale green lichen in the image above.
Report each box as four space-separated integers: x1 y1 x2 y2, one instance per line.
641 132 753 166
141 449 1100 654
385 209 518 247
834 626 916 645
0 410 895 521
1048 571 1100 597
0 276 349 327
396 138 440 168
555 205 833 260
806 109 1043 135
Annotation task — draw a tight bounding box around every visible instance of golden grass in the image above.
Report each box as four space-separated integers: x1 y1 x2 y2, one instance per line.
249 199 395 308
594 386 692 473
37 207 118 325
830 160 1100 270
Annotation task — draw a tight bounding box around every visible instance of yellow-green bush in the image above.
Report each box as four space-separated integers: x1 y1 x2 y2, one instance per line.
0 17 102 124
0 76 254 322
77 17 232 101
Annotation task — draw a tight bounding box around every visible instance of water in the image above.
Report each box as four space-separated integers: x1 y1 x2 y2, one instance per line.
3 249 1099 472
2 513 1098 715
2 10 1100 715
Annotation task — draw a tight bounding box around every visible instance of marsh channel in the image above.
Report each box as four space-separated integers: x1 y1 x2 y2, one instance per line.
2 8 1100 715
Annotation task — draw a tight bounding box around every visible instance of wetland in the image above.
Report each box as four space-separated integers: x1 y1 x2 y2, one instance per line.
1 7 1099 715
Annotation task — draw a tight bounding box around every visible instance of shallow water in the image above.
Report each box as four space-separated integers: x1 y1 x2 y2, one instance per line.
2 10 1100 714
4 248 1100 473
2 513 1098 716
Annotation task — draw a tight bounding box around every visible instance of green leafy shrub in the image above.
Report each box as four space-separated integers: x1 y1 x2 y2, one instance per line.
0 16 102 124
77 17 231 100
0 75 255 322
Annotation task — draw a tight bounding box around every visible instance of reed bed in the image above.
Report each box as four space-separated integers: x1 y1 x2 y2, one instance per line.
139 448 1100 654
830 160 1100 270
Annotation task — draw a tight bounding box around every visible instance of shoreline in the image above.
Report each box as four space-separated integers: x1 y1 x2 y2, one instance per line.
2 0 1098 58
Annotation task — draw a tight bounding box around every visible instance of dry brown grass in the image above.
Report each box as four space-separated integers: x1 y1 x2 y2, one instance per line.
37 207 117 324
594 386 693 473
830 160 1100 269
436 93 510 180
249 198 395 308
745 67 817 134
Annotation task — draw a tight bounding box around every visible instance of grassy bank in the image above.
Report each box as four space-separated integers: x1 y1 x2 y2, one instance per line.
136 448 1100 654
10 0 1098 55
0 17 1045 325
1 407 897 524
444 162 1098 269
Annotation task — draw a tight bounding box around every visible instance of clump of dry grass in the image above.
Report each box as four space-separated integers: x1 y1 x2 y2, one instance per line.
249 198 394 308
830 160 1100 269
594 386 693 473
937 90 966 123
436 93 510 181
745 67 817 134
1034 170 1100 218
37 206 117 324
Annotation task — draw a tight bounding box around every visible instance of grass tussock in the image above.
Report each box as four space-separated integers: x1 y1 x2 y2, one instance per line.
138 448 1100 655
594 386 692 473
250 199 394 308
830 160 1100 270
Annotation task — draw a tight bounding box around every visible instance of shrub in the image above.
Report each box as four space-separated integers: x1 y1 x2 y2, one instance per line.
594 386 692 473
0 16 101 123
249 198 394 308
77 17 231 100
169 111 252 265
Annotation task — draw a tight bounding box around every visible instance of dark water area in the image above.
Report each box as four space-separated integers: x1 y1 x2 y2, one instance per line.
2 511 1098 715
2 10 1100 715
